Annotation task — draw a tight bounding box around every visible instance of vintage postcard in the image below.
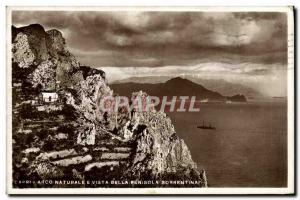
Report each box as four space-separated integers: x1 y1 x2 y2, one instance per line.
6 6 294 195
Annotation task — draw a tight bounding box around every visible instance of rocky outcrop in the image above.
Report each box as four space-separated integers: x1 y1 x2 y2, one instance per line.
12 32 35 68
123 93 205 186
65 78 207 185
12 24 207 188
12 24 82 90
65 72 113 145
12 24 50 64
28 60 56 90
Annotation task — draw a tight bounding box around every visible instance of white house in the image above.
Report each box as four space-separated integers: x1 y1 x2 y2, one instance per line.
41 92 58 103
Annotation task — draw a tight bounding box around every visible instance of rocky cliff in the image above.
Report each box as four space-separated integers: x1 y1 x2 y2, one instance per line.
11 24 207 188
12 24 82 90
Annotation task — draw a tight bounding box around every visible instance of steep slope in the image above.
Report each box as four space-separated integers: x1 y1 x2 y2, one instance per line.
11 24 207 188
12 24 82 90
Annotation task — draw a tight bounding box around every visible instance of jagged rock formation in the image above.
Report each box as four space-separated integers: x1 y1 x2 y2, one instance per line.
127 103 204 182
12 32 35 68
12 24 82 90
29 60 56 89
66 72 113 145
11 24 207 188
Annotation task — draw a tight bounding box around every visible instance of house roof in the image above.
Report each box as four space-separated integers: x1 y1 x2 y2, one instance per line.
41 90 57 93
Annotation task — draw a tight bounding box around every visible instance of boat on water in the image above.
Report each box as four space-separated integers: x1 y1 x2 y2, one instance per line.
197 120 216 130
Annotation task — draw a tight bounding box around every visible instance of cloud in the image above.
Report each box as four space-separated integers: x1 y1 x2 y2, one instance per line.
12 11 287 68
11 10 288 97
101 62 287 97
100 62 285 82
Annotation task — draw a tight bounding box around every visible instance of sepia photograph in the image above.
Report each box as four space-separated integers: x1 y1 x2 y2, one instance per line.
6 6 294 194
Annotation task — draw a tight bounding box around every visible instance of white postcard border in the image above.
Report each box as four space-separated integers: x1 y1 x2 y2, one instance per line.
6 6 294 195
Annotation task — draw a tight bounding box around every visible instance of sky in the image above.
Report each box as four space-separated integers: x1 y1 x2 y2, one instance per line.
12 10 288 96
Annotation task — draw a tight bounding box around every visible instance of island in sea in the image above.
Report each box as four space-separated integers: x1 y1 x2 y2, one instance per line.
111 76 248 103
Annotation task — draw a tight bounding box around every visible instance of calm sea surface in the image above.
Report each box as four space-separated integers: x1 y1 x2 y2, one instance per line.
167 101 287 187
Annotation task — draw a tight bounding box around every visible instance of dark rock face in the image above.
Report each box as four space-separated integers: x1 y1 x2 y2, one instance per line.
80 66 106 80
126 106 204 184
11 24 207 188
12 24 49 63
46 29 66 53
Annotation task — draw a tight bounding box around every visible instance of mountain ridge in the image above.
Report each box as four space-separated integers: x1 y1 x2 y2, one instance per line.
112 75 261 98
111 76 247 102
